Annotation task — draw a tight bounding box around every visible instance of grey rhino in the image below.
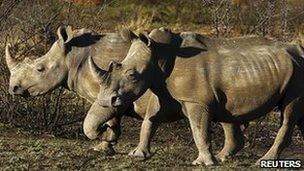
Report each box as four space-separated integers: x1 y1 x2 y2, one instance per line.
5 26 246 158
5 26 150 153
90 29 304 165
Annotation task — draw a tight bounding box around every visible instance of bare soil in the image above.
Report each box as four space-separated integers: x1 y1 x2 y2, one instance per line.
0 117 303 170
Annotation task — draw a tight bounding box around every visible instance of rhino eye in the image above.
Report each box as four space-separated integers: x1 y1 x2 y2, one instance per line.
126 70 138 82
36 65 45 72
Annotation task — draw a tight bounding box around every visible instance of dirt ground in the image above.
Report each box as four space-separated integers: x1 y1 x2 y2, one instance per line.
0 117 303 170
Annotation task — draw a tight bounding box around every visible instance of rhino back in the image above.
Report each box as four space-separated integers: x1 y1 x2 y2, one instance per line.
213 36 275 49
166 36 296 120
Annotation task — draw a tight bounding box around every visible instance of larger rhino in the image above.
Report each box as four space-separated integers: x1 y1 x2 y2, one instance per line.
90 30 304 165
5 26 248 159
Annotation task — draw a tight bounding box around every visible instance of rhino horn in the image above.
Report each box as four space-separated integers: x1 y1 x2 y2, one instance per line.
88 56 105 83
5 43 18 70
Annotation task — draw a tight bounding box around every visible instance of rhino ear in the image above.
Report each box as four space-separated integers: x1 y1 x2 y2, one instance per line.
88 56 104 82
5 43 18 70
57 25 73 44
108 60 121 72
120 28 138 42
139 33 152 47
148 27 172 44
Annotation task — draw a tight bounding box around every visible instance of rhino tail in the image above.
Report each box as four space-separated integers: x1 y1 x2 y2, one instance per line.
296 116 304 140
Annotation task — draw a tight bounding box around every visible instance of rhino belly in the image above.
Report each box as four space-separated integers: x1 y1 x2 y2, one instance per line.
220 87 282 121
216 47 293 121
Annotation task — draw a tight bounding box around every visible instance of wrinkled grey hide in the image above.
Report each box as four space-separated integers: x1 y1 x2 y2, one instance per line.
92 29 304 165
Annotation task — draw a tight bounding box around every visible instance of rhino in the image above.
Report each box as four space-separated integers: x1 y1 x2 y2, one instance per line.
89 29 304 165
5 26 248 159
5 26 148 153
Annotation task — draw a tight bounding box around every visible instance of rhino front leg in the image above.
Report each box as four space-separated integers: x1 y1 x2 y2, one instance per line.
83 102 120 155
185 102 215 166
216 122 245 162
129 94 160 158
83 117 121 155
92 118 121 154
128 119 159 158
256 97 303 165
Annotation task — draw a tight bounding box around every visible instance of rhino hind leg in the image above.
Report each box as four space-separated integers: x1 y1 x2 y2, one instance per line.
185 102 215 166
216 122 245 162
256 97 304 165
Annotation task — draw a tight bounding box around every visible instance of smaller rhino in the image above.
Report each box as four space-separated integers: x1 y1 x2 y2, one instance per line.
89 30 304 165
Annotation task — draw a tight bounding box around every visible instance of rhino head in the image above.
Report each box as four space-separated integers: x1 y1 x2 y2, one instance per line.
89 28 174 108
6 26 73 97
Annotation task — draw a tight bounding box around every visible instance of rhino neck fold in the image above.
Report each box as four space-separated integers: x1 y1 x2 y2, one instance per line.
66 47 91 92
152 33 185 79
145 57 173 101
153 42 179 79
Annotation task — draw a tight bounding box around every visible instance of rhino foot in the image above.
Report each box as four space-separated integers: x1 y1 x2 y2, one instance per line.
128 147 151 159
255 158 264 166
92 141 116 156
215 152 232 162
255 157 272 166
255 153 278 165
192 156 215 166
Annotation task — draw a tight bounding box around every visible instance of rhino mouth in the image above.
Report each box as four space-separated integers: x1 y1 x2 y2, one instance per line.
18 89 45 99
98 123 110 133
98 96 125 108
27 85 46 97
20 90 31 98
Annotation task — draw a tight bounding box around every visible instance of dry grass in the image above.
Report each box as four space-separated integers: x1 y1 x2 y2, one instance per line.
0 0 303 164
0 117 303 170
0 0 303 140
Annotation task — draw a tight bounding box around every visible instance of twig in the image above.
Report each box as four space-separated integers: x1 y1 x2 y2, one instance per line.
0 0 22 29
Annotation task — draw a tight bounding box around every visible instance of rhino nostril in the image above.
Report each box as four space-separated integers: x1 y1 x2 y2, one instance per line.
111 96 118 105
13 85 19 92
111 95 123 107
